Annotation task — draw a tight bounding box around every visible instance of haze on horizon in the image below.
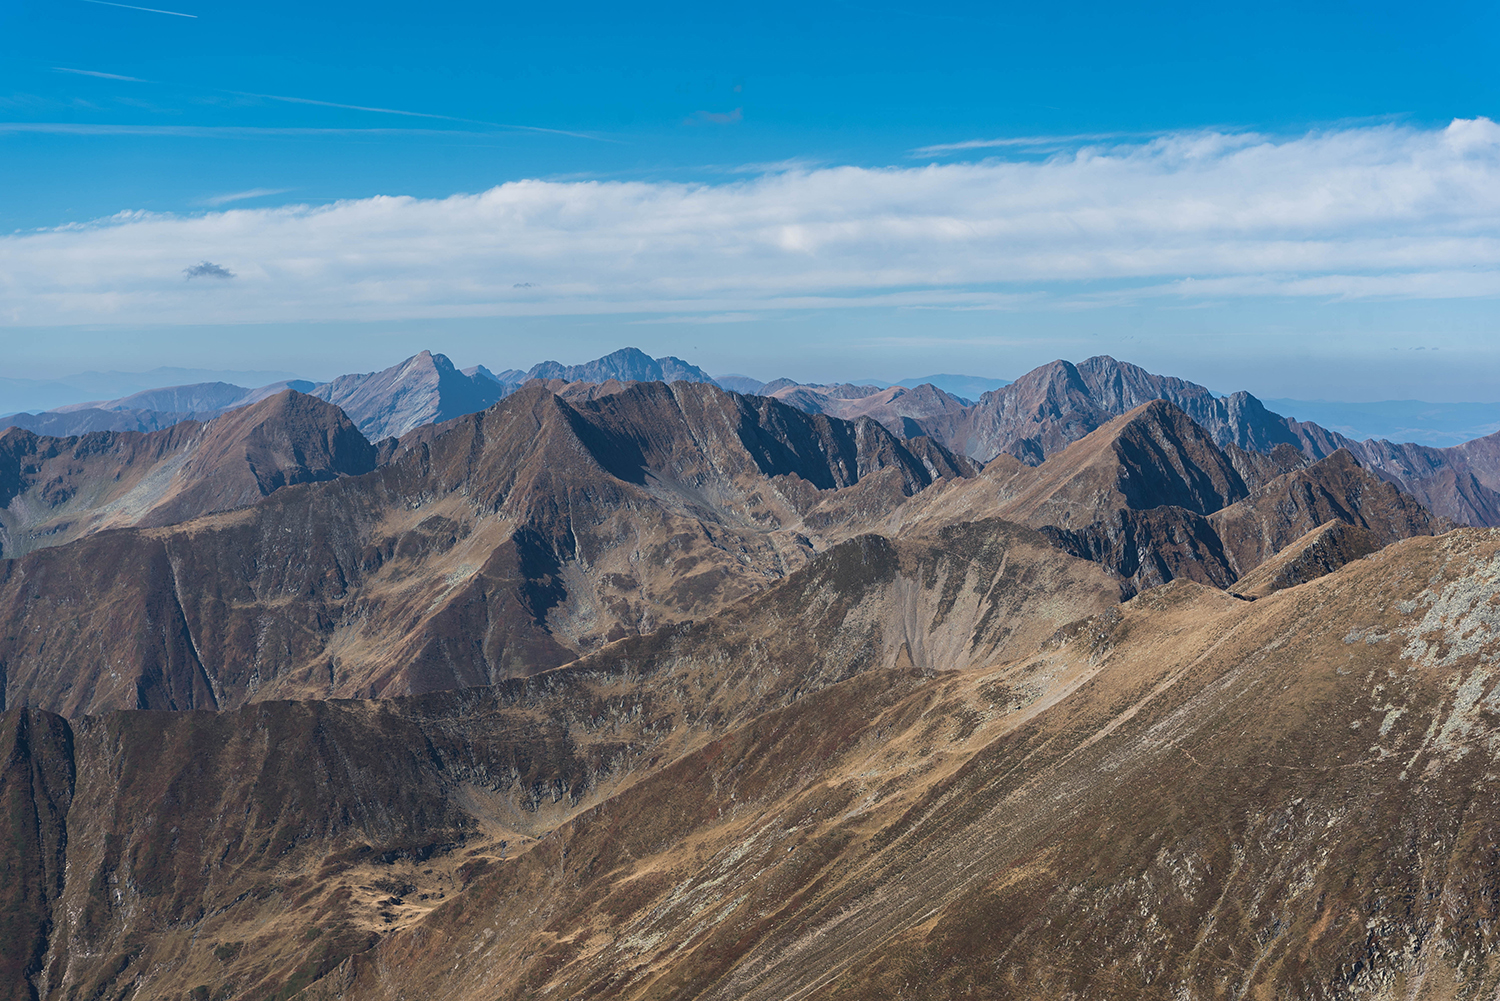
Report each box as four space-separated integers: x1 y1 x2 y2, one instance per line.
1 0 1496 401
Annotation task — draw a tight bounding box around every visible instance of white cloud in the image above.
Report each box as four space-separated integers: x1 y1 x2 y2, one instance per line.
3 118 1498 326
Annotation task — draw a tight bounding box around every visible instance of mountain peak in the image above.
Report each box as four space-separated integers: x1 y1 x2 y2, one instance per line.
524 348 716 386
312 351 507 439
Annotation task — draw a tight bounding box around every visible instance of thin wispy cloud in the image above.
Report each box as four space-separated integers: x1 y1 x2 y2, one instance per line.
0 123 511 139
910 132 1157 156
2 119 1497 326
632 312 764 324
78 0 195 17
53 67 149 82
231 91 611 141
199 188 294 206
685 108 743 126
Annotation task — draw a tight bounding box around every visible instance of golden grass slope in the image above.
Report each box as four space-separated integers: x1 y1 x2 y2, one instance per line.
0 522 1114 1001
303 527 1500 1001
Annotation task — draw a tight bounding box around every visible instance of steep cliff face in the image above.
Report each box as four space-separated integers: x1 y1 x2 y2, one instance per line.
1 366 1495 1001
748 353 1500 530
1208 447 1449 578
889 401 1443 596
0 710 74 1001
0 383 977 717
928 356 1300 466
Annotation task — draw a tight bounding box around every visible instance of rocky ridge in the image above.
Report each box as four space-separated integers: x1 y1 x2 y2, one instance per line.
0 390 374 559
893 399 1445 595
0 523 1114 1001
0 381 975 716
11 524 1500 999
0 353 1495 1001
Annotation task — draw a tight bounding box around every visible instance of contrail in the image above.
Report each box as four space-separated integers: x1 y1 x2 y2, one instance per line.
79 0 196 17
233 91 614 141
54 67 149 82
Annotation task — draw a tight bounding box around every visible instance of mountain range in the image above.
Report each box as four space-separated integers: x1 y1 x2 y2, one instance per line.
7 349 1500 998
10 347 1500 530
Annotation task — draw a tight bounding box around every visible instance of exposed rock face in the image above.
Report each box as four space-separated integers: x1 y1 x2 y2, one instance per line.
0 525 1115 1001
524 347 715 385
1290 427 1500 528
0 390 375 558
1231 519 1383 596
312 351 510 440
895 400 1443 595
14 529 1500 999
2 351 1497 1001
0 382 976 716
1207 447 1449 578
896 354 1500 528
930 356 1300 465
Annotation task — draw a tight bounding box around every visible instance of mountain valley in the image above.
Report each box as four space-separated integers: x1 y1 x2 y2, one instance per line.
3 350 1500 1001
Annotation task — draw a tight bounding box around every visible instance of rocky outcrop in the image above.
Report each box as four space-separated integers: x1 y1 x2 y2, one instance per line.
1231 519 1383 597
1208 448 1449 578
931 356 1301 465
905 354 1500 528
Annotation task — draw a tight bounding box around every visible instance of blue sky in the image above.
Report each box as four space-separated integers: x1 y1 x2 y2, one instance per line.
2 0 1498 398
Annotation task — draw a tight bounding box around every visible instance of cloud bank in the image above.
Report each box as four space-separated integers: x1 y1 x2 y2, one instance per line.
3 119 1498 326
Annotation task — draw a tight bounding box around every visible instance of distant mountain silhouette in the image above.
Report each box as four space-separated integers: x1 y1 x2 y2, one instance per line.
0 390 373 559
0 379 316 437
311 350 509 440
525 346 716 385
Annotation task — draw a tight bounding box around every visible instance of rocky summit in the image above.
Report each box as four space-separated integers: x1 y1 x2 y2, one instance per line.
2 355 1499 1001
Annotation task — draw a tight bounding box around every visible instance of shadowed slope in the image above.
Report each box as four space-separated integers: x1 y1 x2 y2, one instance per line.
0 710 73 1001
933 356 1300 465
1208 447 1449 578
0 525 1113 1001
893 400 1442 595
0 383 976 716
292 528 1500 1001
1231 519 1383 597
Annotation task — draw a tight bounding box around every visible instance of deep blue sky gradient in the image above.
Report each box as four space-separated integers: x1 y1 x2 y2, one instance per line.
6 0 1496 227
